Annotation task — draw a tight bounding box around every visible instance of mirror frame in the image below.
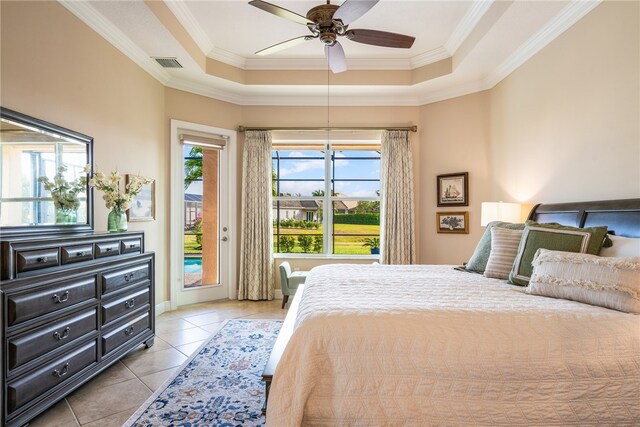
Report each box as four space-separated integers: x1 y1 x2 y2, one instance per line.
0 107 94 236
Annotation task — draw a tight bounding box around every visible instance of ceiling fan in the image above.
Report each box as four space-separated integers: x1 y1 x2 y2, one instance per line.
249 0 415 73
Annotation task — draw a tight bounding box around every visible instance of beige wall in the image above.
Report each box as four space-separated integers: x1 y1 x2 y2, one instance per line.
417 91 492 264
1 1 168 302
416 1 639 264
489 1 640 203
2 1 638 301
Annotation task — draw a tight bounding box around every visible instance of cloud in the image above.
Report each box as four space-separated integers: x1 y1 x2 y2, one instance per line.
277 180 325 196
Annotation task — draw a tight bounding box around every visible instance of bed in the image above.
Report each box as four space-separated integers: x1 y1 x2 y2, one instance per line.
263 199 640 426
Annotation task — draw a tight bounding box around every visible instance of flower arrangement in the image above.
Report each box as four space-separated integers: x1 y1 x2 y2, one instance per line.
89 169 152 211
38 164 90 211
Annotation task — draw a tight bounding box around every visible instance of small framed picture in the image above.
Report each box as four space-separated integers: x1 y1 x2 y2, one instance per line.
437 172 468 207
126 175 155 222
436 211 469 234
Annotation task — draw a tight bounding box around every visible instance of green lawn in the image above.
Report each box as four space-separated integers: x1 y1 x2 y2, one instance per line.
184 234 201 254
184 224 380 255
274 224 380 255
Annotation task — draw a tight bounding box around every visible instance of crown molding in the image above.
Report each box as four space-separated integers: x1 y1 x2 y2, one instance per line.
59 0 171 85
417 79 492 106
167 77 246 106
163 0 214 55
168 77 421 106
445 0 494 55
485 0 602 88
410 47 451 69
60 0 601 108
244 57 413 71
208 47 248 69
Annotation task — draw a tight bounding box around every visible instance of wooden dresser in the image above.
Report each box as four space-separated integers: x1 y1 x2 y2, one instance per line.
0 231 155 427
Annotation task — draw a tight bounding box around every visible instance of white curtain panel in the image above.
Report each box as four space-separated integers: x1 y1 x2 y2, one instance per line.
238 130 274 300
380 130 416 264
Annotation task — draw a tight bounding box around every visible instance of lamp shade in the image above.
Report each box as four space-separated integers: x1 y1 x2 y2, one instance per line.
480 202 522 226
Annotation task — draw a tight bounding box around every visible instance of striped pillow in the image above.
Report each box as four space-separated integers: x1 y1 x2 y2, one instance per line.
484 227 523 279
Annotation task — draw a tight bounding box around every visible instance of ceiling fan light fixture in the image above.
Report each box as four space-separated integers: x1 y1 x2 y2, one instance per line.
249 0 415 73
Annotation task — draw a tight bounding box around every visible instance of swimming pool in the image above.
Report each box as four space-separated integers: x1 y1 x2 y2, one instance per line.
184 258 202 274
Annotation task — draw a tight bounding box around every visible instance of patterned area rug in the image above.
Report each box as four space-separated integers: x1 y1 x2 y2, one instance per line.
124 319 282 427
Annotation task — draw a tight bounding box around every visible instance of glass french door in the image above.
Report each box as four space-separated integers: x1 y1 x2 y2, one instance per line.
173 127 232 307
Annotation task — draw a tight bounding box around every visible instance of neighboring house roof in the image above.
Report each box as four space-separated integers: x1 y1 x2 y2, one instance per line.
185 194 202 202
276 200 321 209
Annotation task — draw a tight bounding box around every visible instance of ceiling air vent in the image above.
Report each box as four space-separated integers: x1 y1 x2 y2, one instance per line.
153 57 183 68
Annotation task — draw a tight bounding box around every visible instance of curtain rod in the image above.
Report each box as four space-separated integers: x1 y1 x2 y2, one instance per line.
237 125 417 133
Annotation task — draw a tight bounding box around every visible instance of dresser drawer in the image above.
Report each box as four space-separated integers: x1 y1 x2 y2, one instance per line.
101 263 150 294
94 240 120 259
7 341 97 414
120 237 142 254
16 248 60 274
102 312 150 356
102 285 150 325
61 244 94 265
7 308 98 372
7 277 97 326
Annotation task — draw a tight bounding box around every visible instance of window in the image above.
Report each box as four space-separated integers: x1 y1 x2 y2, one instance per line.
272 141 380 255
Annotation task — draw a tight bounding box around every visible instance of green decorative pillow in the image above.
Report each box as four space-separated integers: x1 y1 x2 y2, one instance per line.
465 221 525 273
509 221 608 286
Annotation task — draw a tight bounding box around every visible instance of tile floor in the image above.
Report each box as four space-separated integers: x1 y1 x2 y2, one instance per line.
28 299 287 427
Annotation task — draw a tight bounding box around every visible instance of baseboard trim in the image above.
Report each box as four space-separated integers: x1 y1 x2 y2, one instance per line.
155 301 171 316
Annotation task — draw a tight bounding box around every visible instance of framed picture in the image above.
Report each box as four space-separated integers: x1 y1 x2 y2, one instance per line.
436 211 469 234
126 175 155 221
437 172 468 207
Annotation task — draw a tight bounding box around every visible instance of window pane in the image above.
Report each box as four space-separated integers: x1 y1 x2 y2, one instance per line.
183 144 219 288
332 200 380 255
333 158 380 180
273 150 325 180
332 181 380 198
273 200 323 253
276 180 324 197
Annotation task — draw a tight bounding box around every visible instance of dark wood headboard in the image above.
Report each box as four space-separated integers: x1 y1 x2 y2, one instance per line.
527 198 640 238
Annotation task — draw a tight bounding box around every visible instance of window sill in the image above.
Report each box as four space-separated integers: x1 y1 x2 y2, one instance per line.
273 253 381 260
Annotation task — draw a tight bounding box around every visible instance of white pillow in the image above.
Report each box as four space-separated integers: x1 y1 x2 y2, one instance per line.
599 234 640 257
484 227 523 279
527 249 640 314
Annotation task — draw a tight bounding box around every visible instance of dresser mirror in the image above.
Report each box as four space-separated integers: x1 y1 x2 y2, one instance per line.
0 107 93 235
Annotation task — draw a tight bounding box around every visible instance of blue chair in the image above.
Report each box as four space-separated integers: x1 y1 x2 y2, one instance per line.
279 262 308 309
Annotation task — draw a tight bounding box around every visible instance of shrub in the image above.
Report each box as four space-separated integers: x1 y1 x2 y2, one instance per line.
312 235 323 252
279 235 296 253
334 213 380 225
298 235 312 253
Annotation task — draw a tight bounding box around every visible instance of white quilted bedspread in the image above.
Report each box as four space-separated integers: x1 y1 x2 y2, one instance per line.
266 264 640 426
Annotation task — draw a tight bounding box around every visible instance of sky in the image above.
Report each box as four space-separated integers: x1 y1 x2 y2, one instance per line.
273 149 380 198
183 146 381 199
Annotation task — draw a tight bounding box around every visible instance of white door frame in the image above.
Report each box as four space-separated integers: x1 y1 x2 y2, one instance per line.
169 119 237 309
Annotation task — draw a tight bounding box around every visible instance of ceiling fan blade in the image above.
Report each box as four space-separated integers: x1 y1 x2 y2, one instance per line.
256 36 312 56
333 0 379 25
249 0 313 26
348 29 415 48
325 42 347 74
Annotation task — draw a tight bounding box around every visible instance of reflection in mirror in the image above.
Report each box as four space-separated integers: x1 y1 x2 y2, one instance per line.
0 108 93 234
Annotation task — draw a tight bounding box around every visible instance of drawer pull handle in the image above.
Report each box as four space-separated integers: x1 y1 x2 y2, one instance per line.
76 251 85 257
124 298 136 309
124 326 135 336
36 256 48 263
129 244 136 248
52 291 70 304
105 247 113 252
53 327 71 340
124 272 135 282
52 363 69 378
